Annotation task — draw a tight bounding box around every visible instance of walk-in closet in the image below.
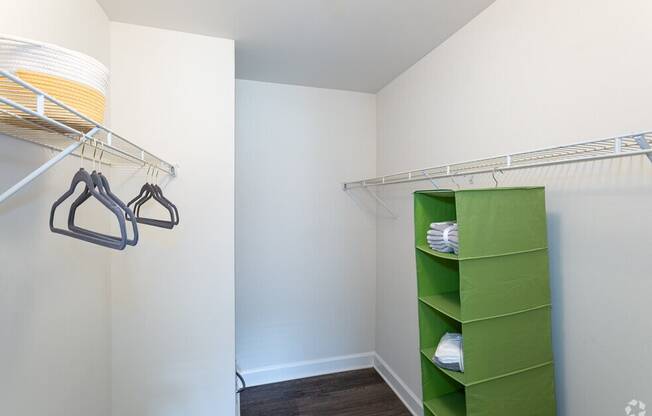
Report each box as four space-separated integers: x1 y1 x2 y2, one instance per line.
2 1 651 416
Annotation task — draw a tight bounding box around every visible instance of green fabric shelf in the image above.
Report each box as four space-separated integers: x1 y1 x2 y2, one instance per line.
417 244 459 261
424 391 466 416
414 187 556 416
421 348 467 386
419 293 462 322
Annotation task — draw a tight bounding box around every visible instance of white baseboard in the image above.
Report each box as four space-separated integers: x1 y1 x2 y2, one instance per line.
373 353 423 416
240 352 375 387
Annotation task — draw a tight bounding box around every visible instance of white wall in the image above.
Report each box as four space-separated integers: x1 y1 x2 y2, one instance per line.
235 80 377 385
0 1 111 416
109 23 235 416
375 1 652 415
3 0 110 65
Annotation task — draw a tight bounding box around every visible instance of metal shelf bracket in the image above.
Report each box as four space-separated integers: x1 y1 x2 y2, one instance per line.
634 134 652 163
0 128 97 204
0 69 178 205
365 186 397 219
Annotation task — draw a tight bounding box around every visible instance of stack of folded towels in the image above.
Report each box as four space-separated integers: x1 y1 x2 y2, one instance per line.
433 332 464 372
427 222 459 254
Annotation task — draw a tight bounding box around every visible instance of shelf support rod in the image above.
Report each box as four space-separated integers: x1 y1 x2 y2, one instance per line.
36 94 44 115
633 135 652 163
422 170 439 189
364 186 397 219
0 127 99 204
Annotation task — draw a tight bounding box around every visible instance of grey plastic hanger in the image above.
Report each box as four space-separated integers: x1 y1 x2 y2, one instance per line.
67 145 138 246
68 171 138 248
127 166 177 229
134 180 179 225
50 168 128 250
147 169 179 225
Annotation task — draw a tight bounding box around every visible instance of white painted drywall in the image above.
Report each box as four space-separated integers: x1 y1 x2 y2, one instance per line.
108 23 235 416
0 1 111 416
375 1 652 415
235 80 377 385
3 0 110 65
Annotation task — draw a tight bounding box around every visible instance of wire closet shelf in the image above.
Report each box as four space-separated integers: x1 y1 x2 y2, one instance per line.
343 131 652 190
0 69 176 203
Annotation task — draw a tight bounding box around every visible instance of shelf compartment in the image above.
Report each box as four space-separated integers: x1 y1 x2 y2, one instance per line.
421 349 465 416
415 188 549 260
414 191 456 251
418 302 465 386
419 292 461 322
422 306 554 387
418 301 461 347
421 348 467 386
422 359 556 415
424 391 466 416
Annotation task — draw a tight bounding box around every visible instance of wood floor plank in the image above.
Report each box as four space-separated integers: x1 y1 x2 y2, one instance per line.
240 368 411 416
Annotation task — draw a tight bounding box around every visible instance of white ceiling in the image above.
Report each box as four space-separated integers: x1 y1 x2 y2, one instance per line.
97 0 495 92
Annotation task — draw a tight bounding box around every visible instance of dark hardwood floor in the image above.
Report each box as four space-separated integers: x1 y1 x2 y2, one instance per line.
240 368 411 416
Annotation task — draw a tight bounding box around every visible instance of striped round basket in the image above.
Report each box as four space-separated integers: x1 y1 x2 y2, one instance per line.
0 34 109 132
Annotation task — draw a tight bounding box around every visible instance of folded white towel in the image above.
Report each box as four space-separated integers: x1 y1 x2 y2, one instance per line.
433 333 464 372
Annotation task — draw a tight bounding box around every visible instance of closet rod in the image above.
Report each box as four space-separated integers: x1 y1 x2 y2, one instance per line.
343 131 652 190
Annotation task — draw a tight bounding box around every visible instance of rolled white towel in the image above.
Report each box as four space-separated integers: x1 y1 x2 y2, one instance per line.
426 222 459 254
428 239 450 249
430 246 451 253
427 240 449 246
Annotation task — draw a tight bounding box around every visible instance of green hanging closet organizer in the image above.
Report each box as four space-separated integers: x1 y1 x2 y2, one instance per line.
414 187 556 416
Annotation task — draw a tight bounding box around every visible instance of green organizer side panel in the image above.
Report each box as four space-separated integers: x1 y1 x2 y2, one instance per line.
459 250 551 322
466 364 556 416
455 188 548 259
462 306 553 384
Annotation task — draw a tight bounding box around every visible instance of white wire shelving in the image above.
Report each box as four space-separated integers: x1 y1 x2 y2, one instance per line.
343 131 652 190
0 69 176 204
